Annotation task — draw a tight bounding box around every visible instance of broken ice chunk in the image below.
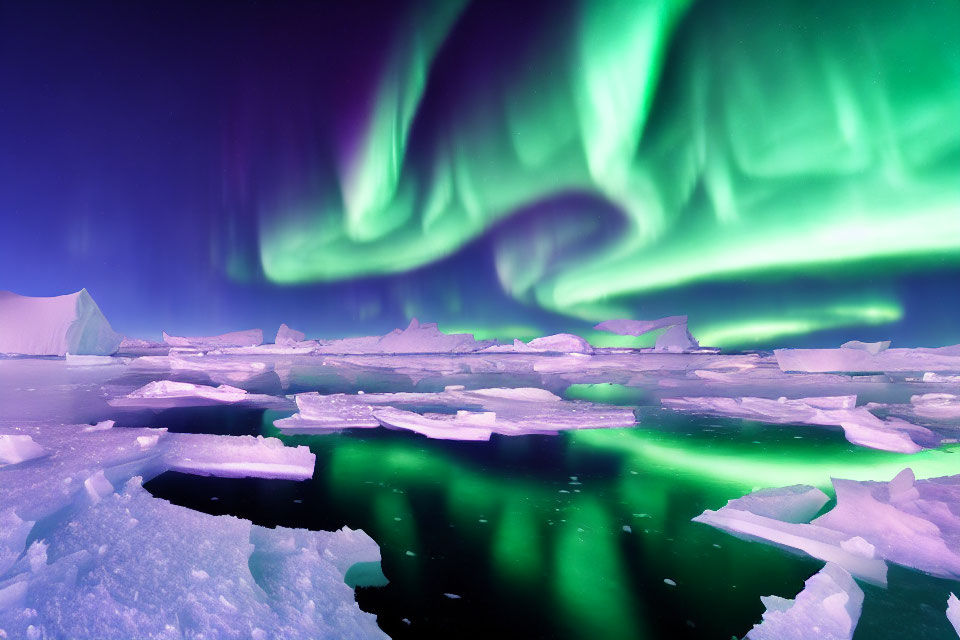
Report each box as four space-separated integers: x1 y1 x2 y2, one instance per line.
947 593 960 637
654 324 699 352
83 470 114 503
722 485 830 524
693 488 888 584
274 323 306 346
162 328 263 349
593 316 687 336
745 563 862 640
0 289 122 356
910 393 960 419
0 434 47 466
162 434 315 480
0 509 35 576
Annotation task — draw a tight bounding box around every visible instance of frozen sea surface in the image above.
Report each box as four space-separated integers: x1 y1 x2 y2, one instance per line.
1 344 959 639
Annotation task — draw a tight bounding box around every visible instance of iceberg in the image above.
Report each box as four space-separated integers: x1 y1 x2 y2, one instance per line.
841 340 891 355
0 289 122 356
654 323 700 352
162 328 263 349
275 323 306 346
593 316 687 336
525 333 594 354
744 563 862 640
315 318 492 354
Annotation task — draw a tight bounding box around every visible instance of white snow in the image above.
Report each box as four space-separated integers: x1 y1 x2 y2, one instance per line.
745 562 862 640
0 289 122 356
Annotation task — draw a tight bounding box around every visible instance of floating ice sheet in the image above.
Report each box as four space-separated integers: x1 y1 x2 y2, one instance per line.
275 385 636 440
695 468 960 583
662 395 933 453
109 380 290 409
0 422 386 638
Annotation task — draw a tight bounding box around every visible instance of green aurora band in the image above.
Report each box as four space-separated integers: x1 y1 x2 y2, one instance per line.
257 0 960 344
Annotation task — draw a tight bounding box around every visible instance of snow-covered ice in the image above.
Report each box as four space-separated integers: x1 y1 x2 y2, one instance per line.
841 340 891 355
745 562 862 640
0 434 46 467
314 318 492 355
0 289 122 356
776 345 960 372
0 420 389 639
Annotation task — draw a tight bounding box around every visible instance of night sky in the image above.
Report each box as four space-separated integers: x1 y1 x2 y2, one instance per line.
1 0 958 347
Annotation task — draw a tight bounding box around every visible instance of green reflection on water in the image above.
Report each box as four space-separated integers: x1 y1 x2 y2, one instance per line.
262 410 958 638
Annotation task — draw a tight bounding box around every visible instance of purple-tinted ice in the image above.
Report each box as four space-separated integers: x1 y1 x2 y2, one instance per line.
162 328 264 349
275 323 306 346
776 345 960 373
696 468 960 583
593 316 687 336
662 395 932 453
314 318 492 354
948 593 960 637
275 386 636 440
0 290 122 356
108 380 291 409
745 563 862 640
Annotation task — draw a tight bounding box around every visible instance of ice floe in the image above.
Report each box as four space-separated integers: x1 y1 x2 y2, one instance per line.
696 468 960 583
0 421 387 638
108 380 290 409
0 289 122 356
275 385 636 440
776 345 960 373
745 562 862 640
662 395 934 453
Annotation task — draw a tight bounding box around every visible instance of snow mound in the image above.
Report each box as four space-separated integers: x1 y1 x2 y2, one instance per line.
525 333 594 354
0 289 122 356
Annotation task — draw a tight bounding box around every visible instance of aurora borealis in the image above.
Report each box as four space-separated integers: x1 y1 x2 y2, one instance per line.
1 0 958 347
